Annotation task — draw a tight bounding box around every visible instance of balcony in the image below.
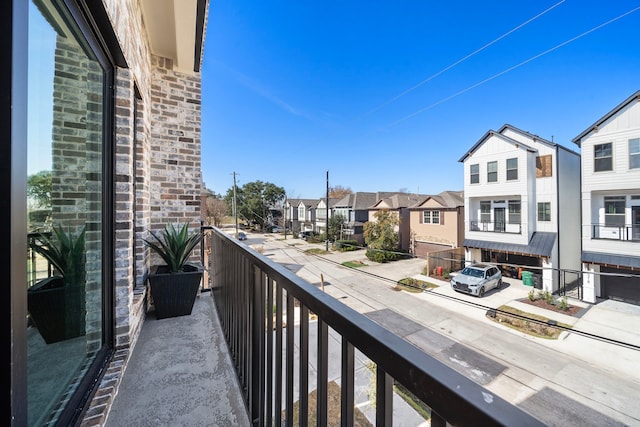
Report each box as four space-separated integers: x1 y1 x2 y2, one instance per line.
107 227 543 426
592 224 640 241
470 220 522 234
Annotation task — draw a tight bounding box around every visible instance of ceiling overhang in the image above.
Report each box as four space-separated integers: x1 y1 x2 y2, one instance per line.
140 0 207 72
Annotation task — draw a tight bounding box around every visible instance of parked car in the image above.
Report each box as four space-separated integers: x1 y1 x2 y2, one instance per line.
450 263 502 297
237 232 247 241
271 226 283 233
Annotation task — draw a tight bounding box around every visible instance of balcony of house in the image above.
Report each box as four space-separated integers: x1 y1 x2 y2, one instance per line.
591 224 640 242
107 227 545 425
469 220 522 234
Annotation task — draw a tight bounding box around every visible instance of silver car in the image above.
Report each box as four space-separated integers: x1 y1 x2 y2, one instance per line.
450 263 502 297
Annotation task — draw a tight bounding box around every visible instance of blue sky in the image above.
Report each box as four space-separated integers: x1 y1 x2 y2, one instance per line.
201 0 640 199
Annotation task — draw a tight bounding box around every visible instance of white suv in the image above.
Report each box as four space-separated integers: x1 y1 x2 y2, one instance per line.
450 264 502 297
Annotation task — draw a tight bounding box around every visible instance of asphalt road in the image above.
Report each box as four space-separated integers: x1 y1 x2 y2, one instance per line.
246 231 640 427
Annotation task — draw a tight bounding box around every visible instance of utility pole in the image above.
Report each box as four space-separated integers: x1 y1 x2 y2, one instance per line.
326 170 329 251
233 172 238 238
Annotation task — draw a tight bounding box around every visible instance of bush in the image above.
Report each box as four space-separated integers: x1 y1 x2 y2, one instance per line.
366 248 400 263
335 240 359 251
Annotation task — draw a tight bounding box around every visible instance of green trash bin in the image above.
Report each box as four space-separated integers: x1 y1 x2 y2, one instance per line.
521 271 533 286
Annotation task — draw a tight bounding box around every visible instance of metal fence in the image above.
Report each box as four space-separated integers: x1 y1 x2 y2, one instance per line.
207 227 543 426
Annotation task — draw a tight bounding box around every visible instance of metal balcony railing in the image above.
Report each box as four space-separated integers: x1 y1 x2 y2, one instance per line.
470 220 522 234
206 227 543 426
592 224 640 241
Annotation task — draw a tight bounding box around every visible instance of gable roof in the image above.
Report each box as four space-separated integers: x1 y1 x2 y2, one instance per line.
412 190 464 209
458 127 537 163
371 193 429 209
572 90 640 147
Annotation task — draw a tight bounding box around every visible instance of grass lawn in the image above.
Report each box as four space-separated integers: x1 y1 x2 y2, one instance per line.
487 305 572 339
394 278 439 292
342 260 367 268
305 248 329 255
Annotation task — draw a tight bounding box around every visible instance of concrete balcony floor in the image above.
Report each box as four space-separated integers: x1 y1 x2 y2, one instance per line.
105 293 251 426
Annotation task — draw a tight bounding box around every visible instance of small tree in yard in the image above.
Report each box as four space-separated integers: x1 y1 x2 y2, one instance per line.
364 210 400 262
205 196 228 227
328 213 346 242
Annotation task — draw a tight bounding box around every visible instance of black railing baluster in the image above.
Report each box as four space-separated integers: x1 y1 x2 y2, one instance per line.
376 367 392 426
317 320 329 426
286 293 295 426
340 340 354 427
266 277 274 427
430 411 446 427
300 305 309 427
275 283 283 425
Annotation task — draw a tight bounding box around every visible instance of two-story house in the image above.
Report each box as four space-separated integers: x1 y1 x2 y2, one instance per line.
297 199 318 233
572 90 640 305
409 190 465 258
460 124 581 292
368 193 429 251
314 197 340 234
334 192 402 244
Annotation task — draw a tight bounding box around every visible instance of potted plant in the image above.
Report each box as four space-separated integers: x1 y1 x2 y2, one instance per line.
28 224 86 344
144 223 204 319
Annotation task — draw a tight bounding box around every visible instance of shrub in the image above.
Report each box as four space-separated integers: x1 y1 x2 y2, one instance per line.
558 296 569 311
528 289 536 301
335 240 359 251
366 248 400 263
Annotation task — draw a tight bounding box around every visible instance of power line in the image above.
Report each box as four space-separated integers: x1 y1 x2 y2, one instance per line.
363 0 566 117
385 5 640 128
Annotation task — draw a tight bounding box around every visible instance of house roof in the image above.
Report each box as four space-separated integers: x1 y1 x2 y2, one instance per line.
458 126 537 163
582 252 640 270
572 90 640 146
371 193 428 210
463 232 556 257
411 190 463 209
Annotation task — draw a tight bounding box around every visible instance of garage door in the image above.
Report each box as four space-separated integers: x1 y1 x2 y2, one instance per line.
601 267 640 305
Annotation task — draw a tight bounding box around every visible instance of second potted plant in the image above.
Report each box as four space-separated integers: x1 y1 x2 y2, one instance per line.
144 223 204 319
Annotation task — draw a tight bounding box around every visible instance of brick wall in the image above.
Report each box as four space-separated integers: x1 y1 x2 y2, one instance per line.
82 1 205 425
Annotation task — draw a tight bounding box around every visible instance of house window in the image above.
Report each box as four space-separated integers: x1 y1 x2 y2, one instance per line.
26 0 111 424
506 158 518 180
423 210 440 224
508 200 521 224
630 138 640 169
594 143 612 172
470 164 479 184
487 161 497 182
536 154 553 177
298 206 304 219
537 202 551 222
604 196 625 227
480 201 491 222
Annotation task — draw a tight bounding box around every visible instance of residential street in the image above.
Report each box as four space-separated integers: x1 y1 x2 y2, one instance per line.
245 231 640 427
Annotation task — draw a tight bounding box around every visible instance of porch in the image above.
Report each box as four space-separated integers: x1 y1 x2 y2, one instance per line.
105 228 544 426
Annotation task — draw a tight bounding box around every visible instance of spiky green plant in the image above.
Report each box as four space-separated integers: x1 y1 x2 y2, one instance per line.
144 223 204 273
29 224 86 287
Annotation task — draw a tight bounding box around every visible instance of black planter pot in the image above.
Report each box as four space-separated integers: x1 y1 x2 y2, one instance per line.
148 263 203 319
27 276 86 344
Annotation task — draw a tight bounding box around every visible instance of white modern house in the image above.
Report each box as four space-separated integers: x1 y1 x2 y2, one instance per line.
459 124 581 292
572 90 640 305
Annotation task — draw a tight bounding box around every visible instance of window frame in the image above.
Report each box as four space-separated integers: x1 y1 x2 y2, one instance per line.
487 161 498 183
480 201 491 222
506 158 518 181
629 138 640 170
508 200 521 224
604 196 626 227
537 202 551 222
594 142 613 172
470 163 479 184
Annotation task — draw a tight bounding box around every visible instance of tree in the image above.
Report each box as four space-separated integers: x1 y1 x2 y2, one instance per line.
363 210 400 262
204 196 228 227
328 213 346 242
27 170 52 208
224 180 285 229
329 185 352 199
